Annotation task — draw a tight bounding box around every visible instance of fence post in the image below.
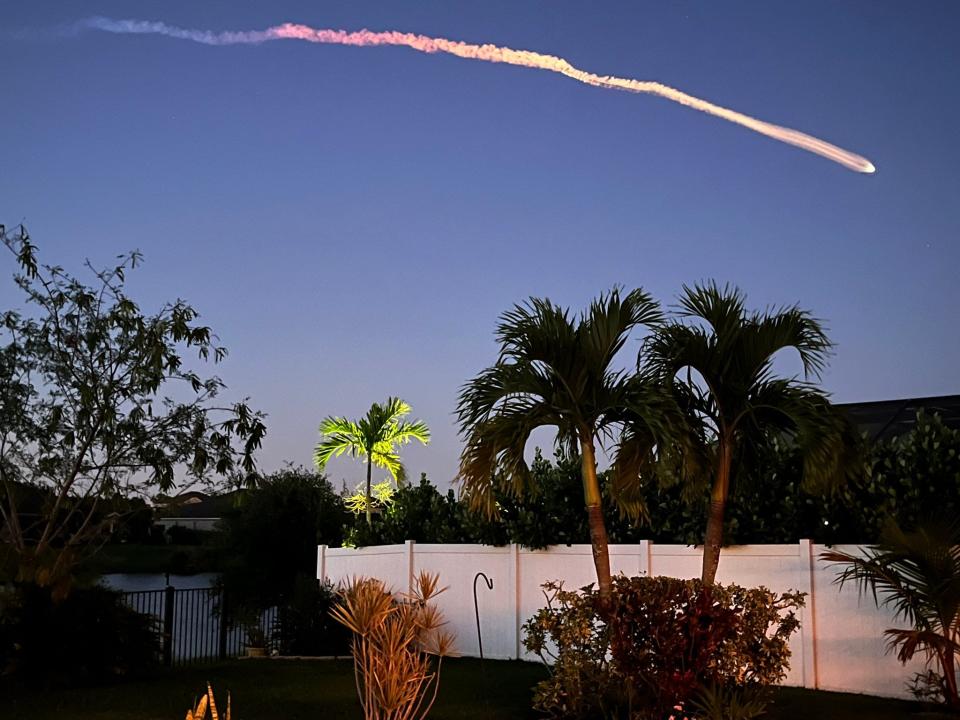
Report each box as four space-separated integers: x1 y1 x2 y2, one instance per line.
162 585 175 667
218 588 229 661
317 544 327 583
510 543 521 660
798 539 819 689
405 540 416 594
639 539 652 576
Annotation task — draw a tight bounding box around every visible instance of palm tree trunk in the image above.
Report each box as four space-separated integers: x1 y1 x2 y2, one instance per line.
943 646 959 710
579 430 612 608
365 456 373 527
701 436 732 586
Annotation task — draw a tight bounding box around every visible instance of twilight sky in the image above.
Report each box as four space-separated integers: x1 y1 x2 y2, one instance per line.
2 1 959 491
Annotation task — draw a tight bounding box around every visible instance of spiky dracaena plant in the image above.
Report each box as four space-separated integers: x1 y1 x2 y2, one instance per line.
314 398 430 526
184 683 231 720
331 571 457 720
457 288 691 607
644 282 861 585
821 518 960 709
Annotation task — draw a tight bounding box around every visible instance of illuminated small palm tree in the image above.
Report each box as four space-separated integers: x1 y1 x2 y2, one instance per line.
645 282 860 585
315 398 430 526
457 288 683 606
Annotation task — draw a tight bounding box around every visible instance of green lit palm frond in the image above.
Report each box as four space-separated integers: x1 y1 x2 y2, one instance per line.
313 416 363 468
314 397 429 478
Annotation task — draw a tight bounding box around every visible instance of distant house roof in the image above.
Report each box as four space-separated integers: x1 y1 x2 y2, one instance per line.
155 490 242 519
837 394 960 442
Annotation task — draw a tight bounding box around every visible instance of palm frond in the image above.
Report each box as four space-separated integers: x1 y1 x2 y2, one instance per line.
459 287 668 524
369 447 403 479
495 296 576 366
458 401 557 518
314 398 429 478
385 419 431 447
744 380 864 493
605 377 699 520
580 286 662 375
675 281 746 341
313 417 363 468
740 305 832 383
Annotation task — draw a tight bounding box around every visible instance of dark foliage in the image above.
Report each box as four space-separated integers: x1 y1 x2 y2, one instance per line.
163 525 212 546
272 575 350 657
0 583 158 685
217 467 347 612
109 498 157 545
832 411 960 540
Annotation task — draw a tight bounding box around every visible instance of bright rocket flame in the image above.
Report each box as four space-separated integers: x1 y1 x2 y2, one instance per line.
81 17 876 174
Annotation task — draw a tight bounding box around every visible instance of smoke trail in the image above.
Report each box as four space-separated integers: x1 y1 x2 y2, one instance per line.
81 17 875 174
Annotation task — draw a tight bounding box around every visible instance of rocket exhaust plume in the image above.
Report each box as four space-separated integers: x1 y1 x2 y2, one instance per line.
81 17 875 174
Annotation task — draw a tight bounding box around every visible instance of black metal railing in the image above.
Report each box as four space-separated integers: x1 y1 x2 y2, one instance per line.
122 586 276 666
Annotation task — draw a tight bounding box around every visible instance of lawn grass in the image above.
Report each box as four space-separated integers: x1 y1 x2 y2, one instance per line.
0 658 933 719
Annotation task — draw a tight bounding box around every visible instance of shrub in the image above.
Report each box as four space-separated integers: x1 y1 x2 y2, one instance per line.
272 575 350 656
522 581 631 719
523 576 803 720
331 571 456 720
0 583 159 685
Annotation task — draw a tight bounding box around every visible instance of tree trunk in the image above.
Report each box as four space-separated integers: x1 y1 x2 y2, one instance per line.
701 436 732 586
365 456 373 527
579 431 612 608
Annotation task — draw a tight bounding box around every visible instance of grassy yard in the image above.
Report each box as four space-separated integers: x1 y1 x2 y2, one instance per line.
1 658 934 720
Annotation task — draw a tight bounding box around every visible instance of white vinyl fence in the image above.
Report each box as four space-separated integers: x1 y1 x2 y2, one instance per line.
318 541 925 700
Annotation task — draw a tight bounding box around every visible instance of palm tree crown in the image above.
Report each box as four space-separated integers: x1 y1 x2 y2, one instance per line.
457 287 680 603
315 398 430 525
644 281 860 584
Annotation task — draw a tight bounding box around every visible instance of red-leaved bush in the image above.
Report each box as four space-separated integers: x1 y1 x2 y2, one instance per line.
523 575 804 720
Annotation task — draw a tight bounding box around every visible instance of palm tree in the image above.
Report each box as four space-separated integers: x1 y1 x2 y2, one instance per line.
457 288 682 605
821 519 960 710
314 398 430 526
644 282 860 586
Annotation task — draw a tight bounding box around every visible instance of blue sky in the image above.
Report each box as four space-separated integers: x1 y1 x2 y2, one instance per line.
2 1 959 489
